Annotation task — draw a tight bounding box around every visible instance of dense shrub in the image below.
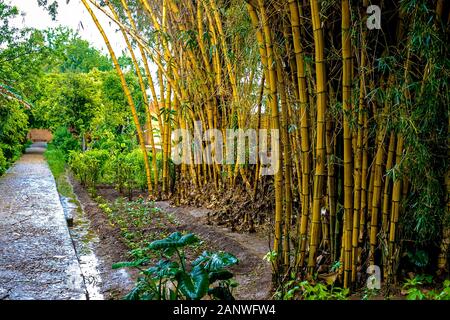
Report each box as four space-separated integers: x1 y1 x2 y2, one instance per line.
0 149 7 176
49 126 80 157
69 149 108 188
0 101 29 174
104 148 151 198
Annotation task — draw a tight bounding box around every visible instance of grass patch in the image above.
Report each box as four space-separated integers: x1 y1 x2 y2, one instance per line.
45 148 65 178
44 148 74 198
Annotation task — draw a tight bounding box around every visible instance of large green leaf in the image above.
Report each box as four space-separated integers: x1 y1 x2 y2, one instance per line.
112 258 148 269
146 259 180 279
178 266 209 300
124 286 142 300
148 232 199 253
192 251 238 272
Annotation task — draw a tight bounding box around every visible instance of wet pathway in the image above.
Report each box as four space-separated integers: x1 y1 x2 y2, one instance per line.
0 143 86 300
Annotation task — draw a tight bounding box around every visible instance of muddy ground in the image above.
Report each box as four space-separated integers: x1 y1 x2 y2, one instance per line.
75 183 273 300
157 201 273 300
69 176 136 300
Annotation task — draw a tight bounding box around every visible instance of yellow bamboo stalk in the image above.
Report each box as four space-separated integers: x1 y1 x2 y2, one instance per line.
342 0 353 288
288 0 312 269
257 0 283 268
107 0 157 194
382 132 396 233
387 135 403 282
207 0 238 104
277 62 293 268
352 25 367 281
81 0 152 195
369 109 388 266
120 0 160 190
307 0 327 274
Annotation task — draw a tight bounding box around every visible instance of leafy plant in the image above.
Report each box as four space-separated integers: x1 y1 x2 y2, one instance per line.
113 232 239 300
362 288 380 301
0 148 7 176
276 280 349 300
48 126 80 158
402 275 450 300
68 149 108 187
406 249 429 268
0 100 29 170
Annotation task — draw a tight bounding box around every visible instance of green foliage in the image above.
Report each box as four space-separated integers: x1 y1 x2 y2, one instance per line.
37 0 59 20
403 275 450 300
44 148 66 178
277 280 349 300
0 3 146 188
113 232 239 300
103 148 150 197
192 251 239 272
0 148 7 176
395 0 448 250
32 71 99 133
148 232 199 254
361 288 381 301
97 197 176 250
0 1 19 46
44 147 76 198
0 100 29 172
54 33 112 73
49 127 80 158
68 149 108 188
406 249 429 268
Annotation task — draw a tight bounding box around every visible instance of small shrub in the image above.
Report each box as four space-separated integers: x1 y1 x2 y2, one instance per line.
403 275 450 300
104 148 151 198
276 279 349 300
69 149 108 187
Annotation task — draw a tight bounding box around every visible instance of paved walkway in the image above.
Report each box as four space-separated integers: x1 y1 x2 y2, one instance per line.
0 143 86 300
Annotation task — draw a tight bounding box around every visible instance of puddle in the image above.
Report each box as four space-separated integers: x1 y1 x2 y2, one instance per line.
60 195 104 300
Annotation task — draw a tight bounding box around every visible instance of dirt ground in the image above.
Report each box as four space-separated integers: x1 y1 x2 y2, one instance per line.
69 176 136 300
90 186 273 300
157 201 273 300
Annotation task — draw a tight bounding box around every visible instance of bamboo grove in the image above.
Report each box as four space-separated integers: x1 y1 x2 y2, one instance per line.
80 0 450 291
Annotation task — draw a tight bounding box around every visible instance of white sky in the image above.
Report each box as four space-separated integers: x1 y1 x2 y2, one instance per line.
8 0 127 54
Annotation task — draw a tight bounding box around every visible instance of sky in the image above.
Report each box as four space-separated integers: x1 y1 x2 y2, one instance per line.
8 0 127 54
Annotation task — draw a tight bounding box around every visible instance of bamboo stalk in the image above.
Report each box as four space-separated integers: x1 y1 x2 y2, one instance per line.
257 0 284 270
288 0 312 270
307 0 327 275
342 0 354 288
81 0 153 195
